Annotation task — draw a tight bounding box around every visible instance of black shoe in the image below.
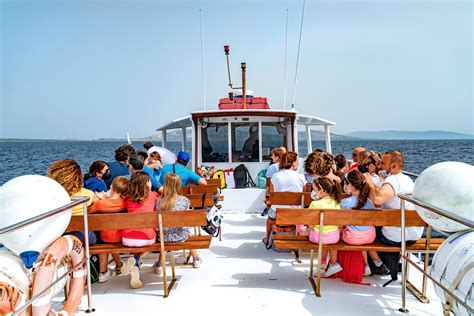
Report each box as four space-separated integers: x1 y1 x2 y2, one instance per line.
261 208 268 216
372 263 390 275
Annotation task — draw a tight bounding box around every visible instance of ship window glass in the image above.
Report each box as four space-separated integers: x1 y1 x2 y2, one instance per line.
261 122 288 161
231 122 259 162
201 123 229 163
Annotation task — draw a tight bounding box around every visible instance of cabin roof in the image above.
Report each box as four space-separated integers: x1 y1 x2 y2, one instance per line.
156 110 335 131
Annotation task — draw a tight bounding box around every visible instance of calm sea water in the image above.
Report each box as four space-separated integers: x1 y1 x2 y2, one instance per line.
0 139 472 185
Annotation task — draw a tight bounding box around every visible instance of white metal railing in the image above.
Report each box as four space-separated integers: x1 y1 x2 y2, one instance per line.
0 196 95 315
399 193 474 315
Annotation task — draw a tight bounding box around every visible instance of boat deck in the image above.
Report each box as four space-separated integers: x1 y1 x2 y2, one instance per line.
70 214 442 315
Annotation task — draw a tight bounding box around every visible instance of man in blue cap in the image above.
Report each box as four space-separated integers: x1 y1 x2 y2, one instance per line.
159 151 207 188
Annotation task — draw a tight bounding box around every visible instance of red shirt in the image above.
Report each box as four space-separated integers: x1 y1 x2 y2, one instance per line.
92 198 126 243
122 192 158 241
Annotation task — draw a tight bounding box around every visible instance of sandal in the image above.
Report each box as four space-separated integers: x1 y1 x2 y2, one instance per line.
262 238 271 249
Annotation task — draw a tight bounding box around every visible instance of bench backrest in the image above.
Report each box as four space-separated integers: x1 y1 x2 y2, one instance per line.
66 210 207 232
189 185 219 195
275 208 426 227
269 192 312 207
184 193 215 208
205 178 222 188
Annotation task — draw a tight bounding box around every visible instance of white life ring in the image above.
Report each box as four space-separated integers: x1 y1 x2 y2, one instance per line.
31 235 85 316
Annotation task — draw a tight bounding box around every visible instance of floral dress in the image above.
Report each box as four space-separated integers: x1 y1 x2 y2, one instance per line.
155 195 191 242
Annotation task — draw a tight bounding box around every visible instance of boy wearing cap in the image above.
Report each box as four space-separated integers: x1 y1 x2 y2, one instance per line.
159 151 207 188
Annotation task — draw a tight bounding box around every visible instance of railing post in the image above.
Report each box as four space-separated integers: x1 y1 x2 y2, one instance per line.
399 199 408 313
82 201 95 313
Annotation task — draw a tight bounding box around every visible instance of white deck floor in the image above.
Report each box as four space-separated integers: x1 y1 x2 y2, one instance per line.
72 214 443 316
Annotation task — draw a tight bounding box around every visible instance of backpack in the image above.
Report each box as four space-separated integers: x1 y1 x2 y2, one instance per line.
212 170 227 189
233 164 256 188
267 225 296 252
335 251 365 284
89 254 100 283
257 169 267 189
201 205 223 238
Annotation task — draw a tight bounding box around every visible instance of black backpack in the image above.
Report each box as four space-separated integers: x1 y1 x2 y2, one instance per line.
233 164 256 188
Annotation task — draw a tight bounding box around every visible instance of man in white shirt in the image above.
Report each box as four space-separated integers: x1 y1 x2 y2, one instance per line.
365 150 424 246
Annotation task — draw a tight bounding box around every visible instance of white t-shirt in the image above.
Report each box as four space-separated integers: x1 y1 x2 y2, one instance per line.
270 169 307 216
381 172 424 242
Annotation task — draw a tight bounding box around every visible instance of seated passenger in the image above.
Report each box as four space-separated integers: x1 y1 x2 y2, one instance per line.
303 151 322 183
122 172 159 289
91 176 133 283
159 151 207 188
265 147 286 179
242 125 259 161
106 144 136 188
128 155 162 192
83 160 110 193
345 147 366 174
153 173 202 275
358 152 383 187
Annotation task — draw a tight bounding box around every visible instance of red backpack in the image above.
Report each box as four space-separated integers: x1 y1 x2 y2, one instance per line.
335 251 365 284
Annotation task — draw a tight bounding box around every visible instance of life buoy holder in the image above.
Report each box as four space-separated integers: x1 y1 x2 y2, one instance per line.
31 235 85 316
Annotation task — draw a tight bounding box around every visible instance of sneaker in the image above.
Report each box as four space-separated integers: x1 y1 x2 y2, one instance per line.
372 263 390 275
98 269 115 283
153 261 162 276
261 208 268 217
120 257 136 277
193 257 203 269
130 266 142 289
321 262 343 278
364 264 372 276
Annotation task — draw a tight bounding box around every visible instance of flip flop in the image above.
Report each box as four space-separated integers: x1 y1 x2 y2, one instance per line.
262 238 271 249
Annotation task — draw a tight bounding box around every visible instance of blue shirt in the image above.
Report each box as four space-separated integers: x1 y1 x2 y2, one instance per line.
84 177 108 193
106 161 130 189
340 195 375 232
159 163 202 187
142 166 162 191
266 163 279 179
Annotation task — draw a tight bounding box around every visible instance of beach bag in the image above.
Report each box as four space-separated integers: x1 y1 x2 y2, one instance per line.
89 254 100 284
257 169 267 189
224 168 235 189
267 225 296 252
212 170 227 189
234 164 256 188
201 205 223 238
335 251 365 284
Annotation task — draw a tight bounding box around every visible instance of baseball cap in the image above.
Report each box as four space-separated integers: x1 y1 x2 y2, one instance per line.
177 151 191 162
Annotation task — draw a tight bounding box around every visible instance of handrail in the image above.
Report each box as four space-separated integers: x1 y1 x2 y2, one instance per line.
402 171 419 178
0 196 89 237
399 192 473 314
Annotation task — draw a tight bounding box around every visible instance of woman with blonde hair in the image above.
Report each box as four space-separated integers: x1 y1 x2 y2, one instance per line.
154 174 201 275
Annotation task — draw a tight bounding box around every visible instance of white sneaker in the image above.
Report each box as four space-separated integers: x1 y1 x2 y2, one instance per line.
130 266 142 289
120 257 135 277
98 269 115 283
153 261 162 276
321 262 343 278
364 264 372 276
193 257 203 269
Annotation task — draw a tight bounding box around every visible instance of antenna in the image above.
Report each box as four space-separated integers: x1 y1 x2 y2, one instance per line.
283 9 289 110
291 0 306 110
199 9 206 110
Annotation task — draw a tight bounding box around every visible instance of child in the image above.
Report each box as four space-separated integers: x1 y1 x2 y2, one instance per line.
122 171 159 289
90 176 134 283
306 177 342 277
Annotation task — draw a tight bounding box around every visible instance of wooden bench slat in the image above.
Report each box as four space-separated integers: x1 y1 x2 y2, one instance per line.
184 193 215 208
269 192 312 206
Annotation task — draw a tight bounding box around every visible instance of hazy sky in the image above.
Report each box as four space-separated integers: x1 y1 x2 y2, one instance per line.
1 0 472 140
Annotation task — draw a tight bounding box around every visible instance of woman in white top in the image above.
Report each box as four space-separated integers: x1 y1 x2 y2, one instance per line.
263 152 306 247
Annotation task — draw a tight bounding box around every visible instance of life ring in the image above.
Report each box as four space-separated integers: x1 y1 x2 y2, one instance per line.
0 247 30 316
31 235 85 316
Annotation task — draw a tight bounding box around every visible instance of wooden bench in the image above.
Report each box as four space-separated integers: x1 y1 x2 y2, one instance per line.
274 208 442 301
66 210 211 297
184 193 215 209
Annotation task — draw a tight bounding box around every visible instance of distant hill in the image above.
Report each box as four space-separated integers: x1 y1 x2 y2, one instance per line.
345 130 474 140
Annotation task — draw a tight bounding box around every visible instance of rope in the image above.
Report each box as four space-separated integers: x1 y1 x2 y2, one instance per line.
291 0 306 110
199 9 206 110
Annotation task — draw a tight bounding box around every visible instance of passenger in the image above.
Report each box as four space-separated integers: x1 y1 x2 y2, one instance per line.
106 144 136 188
90 176 133 283
122 171 159 289
128 155 162 193
242 124 259 161
263 152 306 247
365 150 423 246
303 151 322 183
143 141 154 151
345 147 366 174
341 170 381 276
83 160 110 193
148 150 163 172
305 177 342 278
48 159 99 245
334 154 347 179
265 147 286 179
315 152 342 185
359 152 383 187
159 151 207 188
153 174 202 275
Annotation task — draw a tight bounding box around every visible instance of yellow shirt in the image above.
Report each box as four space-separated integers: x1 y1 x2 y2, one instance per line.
71 188 94 216
309 198 341 234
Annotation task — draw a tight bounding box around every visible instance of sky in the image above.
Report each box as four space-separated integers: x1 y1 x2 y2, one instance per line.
0 0 472 140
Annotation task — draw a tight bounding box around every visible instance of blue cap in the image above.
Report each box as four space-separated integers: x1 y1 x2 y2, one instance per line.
177 151 190 162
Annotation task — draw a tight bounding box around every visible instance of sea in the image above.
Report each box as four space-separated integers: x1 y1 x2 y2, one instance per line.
0 139 472 185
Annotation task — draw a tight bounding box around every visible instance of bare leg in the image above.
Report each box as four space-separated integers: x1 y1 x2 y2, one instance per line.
368 251 381 262
362 251 368 265
112 254 122 268
329 250 338 264
99 254 108 273
265 217 275 244
190 249 198 259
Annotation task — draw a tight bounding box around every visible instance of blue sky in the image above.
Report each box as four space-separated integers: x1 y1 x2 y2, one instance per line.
1 0 472 140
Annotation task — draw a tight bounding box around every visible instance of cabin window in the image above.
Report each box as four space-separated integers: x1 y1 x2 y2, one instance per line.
201 123 229 162
261 122 288 161
231 122 259 162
